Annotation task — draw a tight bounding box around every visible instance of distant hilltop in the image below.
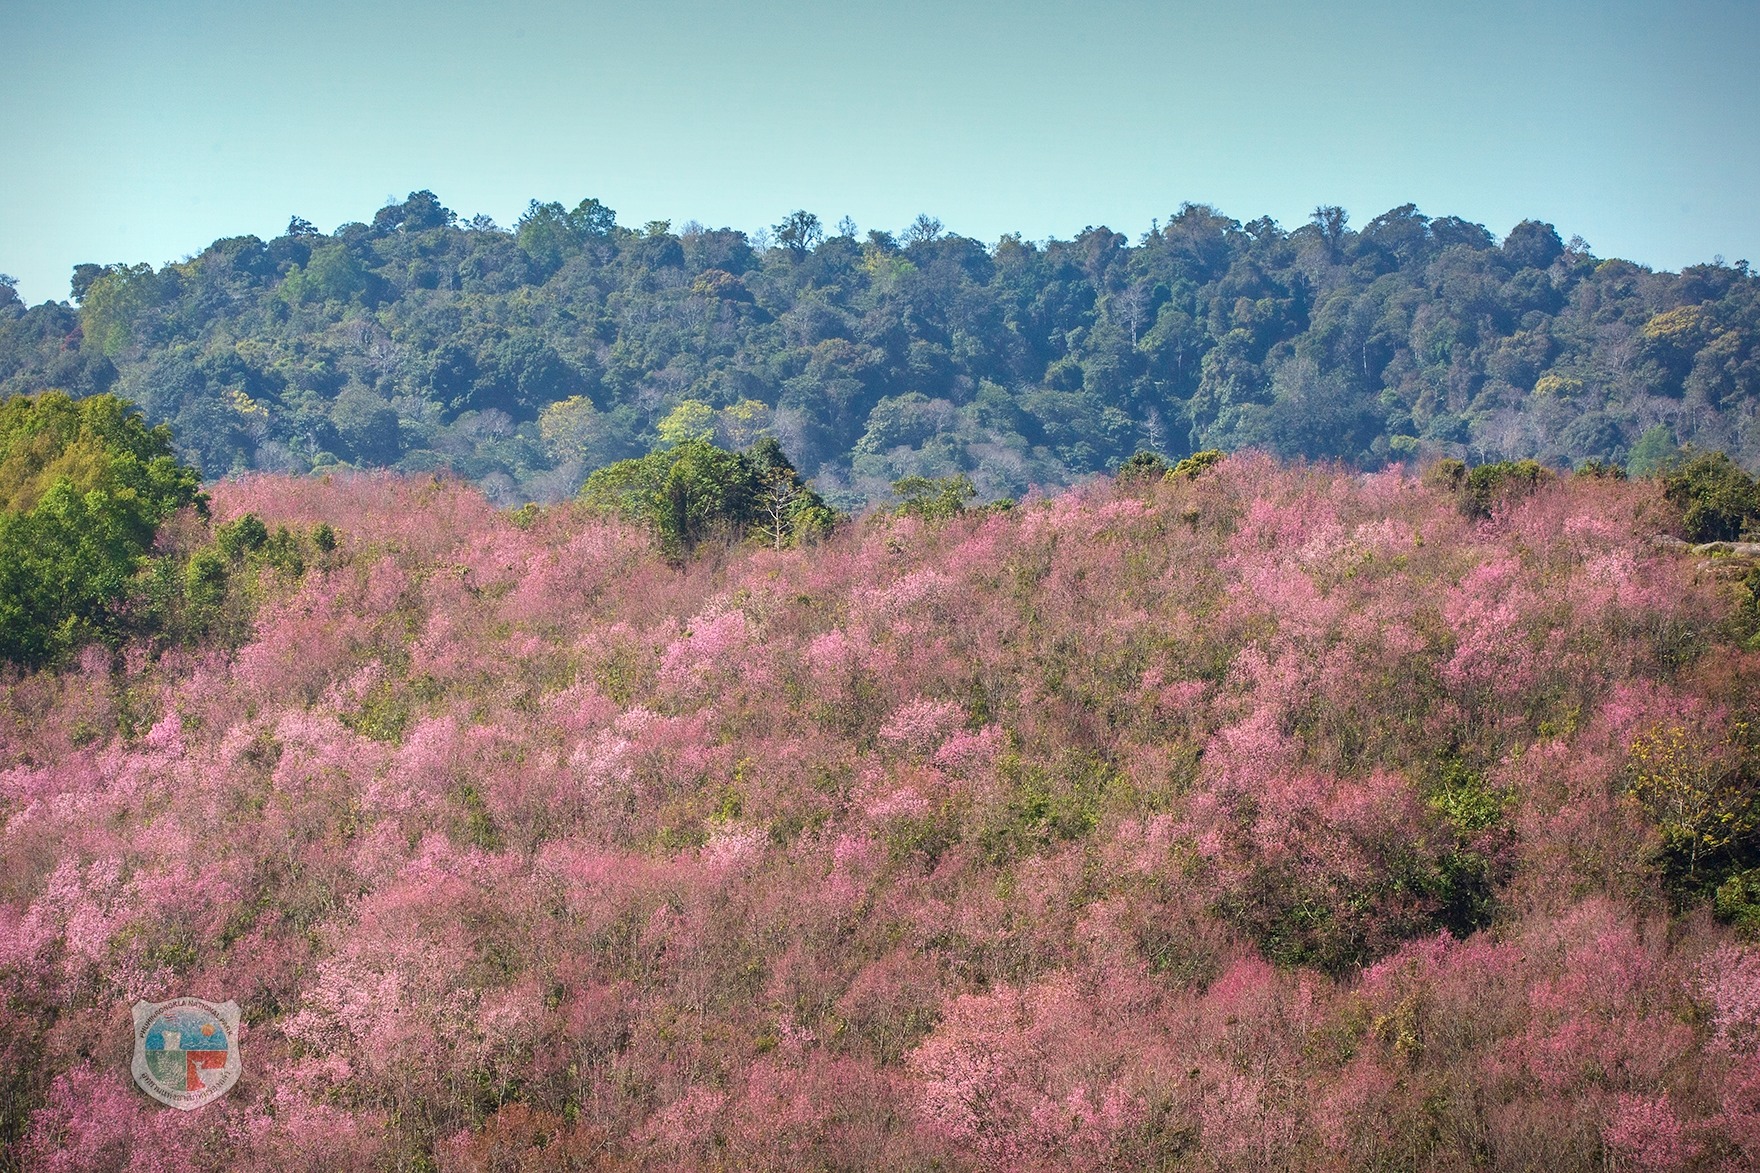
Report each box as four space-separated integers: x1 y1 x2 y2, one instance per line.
1 192 1754 505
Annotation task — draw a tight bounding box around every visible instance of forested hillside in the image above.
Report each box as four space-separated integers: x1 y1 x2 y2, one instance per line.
5 457 1760 1169
2 193 1756 505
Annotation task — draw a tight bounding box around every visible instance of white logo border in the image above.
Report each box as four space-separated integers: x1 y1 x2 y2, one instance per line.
131 997 241 1110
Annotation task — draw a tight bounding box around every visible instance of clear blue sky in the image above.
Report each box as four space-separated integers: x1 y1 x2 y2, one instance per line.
2 0 1756 304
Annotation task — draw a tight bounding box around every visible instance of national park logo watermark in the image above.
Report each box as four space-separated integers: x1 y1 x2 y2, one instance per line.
131 997 240 1109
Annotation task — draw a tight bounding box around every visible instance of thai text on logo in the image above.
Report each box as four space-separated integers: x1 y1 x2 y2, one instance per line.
131 997 240 1110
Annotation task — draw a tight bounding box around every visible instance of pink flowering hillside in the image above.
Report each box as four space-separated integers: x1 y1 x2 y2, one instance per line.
5 456 1760 1170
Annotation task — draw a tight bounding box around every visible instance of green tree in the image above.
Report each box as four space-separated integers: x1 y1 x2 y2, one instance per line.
0 392 205 663
567 197 617 237
1502 219 1565 270
581 436 830 556
580 437 762 556
892 473 975 520
1310 205 1349 261
372 190 454 233
657 400 715 446
1628 425 1680 476
716 399 771 450
1462 459 1554 519
515 201 577 272
773 211 824 254
1661 450 1760 542
78 263 158 356
330 385 402 463
1628 723 1759 893
1170 449 1224 479
1116 450 1169 481
515 197 617 273
540 396 608 464
749 435 834 548
282 243 368 304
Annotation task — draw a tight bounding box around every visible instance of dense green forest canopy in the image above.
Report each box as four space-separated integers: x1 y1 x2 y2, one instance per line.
1 192 1756 505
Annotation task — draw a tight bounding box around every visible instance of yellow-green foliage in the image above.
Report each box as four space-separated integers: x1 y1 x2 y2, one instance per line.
0 393 204 663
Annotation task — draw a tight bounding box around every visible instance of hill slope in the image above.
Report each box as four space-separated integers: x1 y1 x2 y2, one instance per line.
4 459 1760 1168
2 194 1757 505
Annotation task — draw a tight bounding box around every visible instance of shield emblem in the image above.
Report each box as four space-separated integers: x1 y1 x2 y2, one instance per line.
131 997 241 1110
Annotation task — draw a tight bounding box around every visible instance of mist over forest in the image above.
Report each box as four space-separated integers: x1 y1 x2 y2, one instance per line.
2 191 1755 505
